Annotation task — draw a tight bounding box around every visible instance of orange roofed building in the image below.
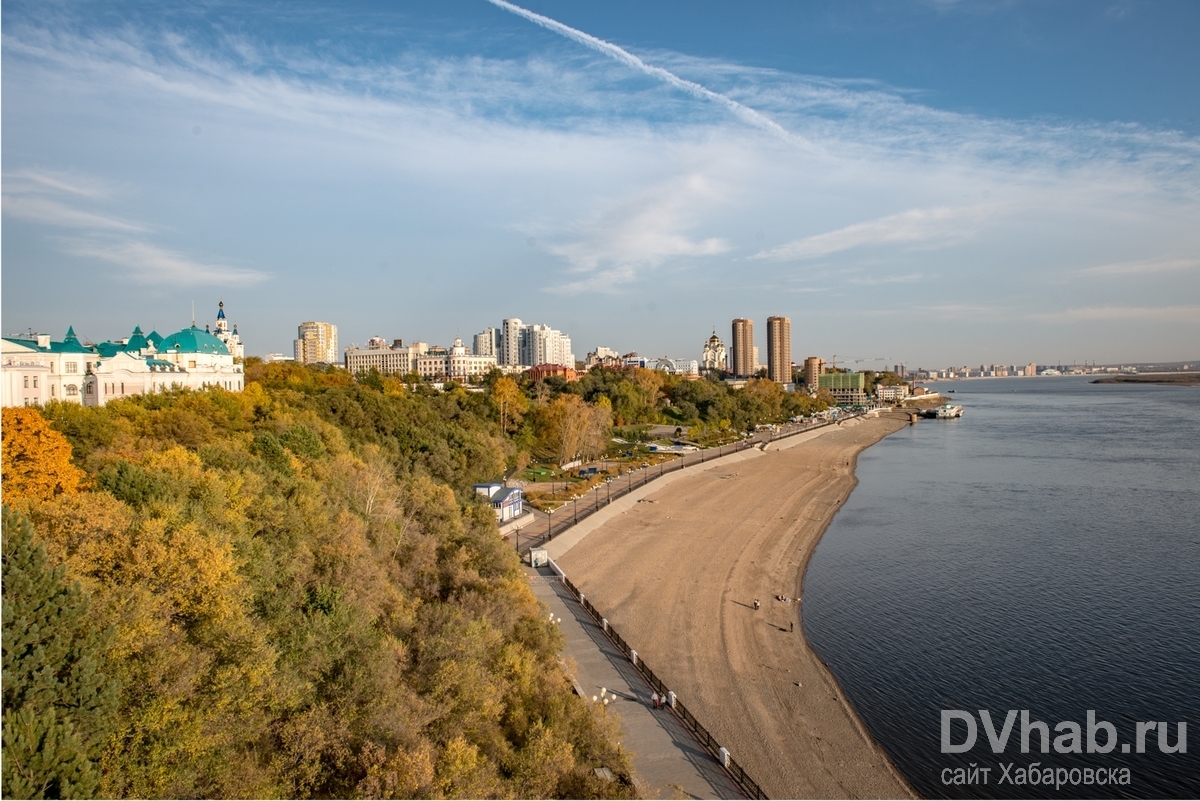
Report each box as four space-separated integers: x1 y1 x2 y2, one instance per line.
527 363 578 382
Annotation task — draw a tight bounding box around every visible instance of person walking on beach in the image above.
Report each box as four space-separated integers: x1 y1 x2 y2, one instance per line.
753 598 760 610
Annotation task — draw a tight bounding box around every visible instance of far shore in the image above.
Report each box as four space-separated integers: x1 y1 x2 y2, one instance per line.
553 412 917 799
1091 372 1200 386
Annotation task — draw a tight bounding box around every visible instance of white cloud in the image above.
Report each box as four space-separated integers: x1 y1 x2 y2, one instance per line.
65 240 268 287
751 206 992 262
541 174 732 294
1073 257 1199 277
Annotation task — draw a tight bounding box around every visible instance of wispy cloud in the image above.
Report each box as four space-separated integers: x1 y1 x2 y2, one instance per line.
1 194 144 232
1031 305 1200 323
1073 257 1199 277
751 206 992 262
65 240 267 287
541 174 731 294
5 169 112 198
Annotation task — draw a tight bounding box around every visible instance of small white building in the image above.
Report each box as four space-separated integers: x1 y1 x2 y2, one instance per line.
474 482 525 523
877 384 911 402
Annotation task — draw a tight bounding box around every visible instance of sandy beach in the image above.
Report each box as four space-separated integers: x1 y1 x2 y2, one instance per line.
555 413 917 799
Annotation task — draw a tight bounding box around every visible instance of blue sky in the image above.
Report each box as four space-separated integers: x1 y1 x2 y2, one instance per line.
3 0 1198 367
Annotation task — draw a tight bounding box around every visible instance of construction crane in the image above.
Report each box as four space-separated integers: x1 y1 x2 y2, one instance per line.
828 356 891 370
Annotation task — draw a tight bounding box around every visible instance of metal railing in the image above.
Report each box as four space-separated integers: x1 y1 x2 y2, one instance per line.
558 570 769 799
517 414 859 555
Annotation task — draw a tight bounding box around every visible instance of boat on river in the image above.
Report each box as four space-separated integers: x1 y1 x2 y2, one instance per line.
922 403 964 419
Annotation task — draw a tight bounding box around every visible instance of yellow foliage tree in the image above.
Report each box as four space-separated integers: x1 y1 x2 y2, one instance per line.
1 407 86 501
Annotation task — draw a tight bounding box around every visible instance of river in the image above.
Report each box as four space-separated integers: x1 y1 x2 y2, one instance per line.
802 376 1200 798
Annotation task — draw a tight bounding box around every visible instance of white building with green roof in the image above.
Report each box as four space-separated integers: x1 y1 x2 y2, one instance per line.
2 303 245 408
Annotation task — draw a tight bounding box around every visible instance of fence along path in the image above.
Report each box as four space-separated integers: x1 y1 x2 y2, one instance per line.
517 414 860 555
554 565 770 800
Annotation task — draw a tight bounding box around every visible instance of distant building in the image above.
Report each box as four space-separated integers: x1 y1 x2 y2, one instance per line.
585 346 622 369
346 337 495 382
819 371 867 405
731 318 754 378
766 316 791 384
659 358 700 377
445 338 497 381
701 331 728 373
485 318 574 368
294 321 338 364
474 328 500 357
344 338 426 375
803 356 825 391
1026 362 1037 377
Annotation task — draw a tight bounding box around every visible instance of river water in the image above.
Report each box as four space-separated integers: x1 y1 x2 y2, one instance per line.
802 377 1200 799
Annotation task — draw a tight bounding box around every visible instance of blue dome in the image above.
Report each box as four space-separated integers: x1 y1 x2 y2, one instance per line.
161 325 230 355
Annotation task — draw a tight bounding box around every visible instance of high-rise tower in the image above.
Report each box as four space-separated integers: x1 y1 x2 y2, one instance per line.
766 316 791 384
731 318 754 378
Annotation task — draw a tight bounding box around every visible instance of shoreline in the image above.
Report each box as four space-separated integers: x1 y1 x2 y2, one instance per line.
554 413 917 799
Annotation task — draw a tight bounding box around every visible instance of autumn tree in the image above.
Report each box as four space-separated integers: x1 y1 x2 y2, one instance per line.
2 408 86 502
490 375 528 435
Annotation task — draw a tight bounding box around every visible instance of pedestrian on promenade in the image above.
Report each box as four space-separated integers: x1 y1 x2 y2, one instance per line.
651 692 659 709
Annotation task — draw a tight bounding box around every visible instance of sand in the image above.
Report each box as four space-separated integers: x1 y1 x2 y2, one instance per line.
556 413 917 799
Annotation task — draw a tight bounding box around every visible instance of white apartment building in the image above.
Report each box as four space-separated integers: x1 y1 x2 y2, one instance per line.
501 318 523 366
474 328 500 358
294 321 338 364
482 318 575 368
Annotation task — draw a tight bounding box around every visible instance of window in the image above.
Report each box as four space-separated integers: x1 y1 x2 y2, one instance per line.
33 377 38 388
120 382 125 394
66 362 78 373
66 385 78 396
23 376 29 388
188 360 196 368
51 385 56 397
87 384 94 395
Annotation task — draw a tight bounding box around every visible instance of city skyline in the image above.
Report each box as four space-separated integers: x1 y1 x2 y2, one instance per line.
3 1 1198 366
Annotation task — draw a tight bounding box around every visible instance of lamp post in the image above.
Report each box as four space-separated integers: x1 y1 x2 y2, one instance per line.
547 505 552 540
573 495 579 525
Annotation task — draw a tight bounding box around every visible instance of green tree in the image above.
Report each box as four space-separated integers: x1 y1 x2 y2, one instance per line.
2 507 118 799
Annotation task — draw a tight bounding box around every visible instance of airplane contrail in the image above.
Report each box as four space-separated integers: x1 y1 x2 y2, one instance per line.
484 0 807 147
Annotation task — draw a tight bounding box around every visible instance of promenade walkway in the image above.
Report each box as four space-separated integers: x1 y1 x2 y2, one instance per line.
525 565 744 800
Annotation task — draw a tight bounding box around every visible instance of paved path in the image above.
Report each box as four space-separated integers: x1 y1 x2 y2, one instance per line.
525 566 744 800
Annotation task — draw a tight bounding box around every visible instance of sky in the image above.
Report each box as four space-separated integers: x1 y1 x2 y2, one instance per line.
3 0 1198 368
